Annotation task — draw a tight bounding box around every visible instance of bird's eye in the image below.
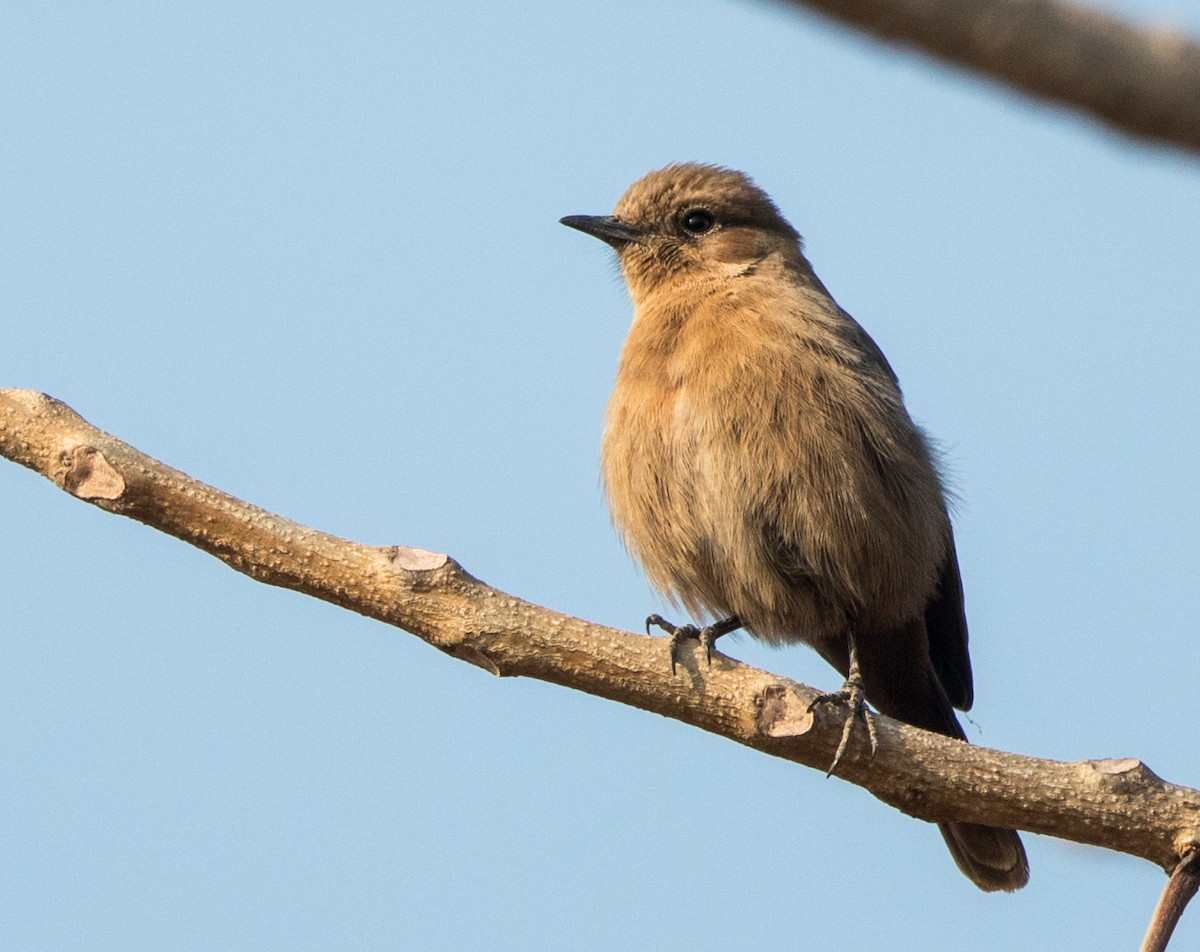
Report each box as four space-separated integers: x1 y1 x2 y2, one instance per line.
681 209 716 235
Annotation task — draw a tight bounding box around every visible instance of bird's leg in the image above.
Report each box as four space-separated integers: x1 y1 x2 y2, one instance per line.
645 614 743 674
807 627 878 776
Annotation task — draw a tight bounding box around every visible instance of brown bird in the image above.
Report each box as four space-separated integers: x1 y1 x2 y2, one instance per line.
561 163 1028 892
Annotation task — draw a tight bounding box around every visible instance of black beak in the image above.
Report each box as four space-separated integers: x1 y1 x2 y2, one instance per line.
559 214 643 249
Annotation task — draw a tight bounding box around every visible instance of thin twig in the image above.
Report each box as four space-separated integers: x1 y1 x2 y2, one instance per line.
1141 850 1200 952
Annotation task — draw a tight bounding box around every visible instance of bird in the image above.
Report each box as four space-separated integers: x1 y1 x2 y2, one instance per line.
560 162 1029 892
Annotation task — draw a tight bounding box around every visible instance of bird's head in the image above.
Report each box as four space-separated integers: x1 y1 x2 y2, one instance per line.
561 163 803 300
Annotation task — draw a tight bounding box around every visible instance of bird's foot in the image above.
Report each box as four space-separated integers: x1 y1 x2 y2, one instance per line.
645 613 742 674
807 672 878 777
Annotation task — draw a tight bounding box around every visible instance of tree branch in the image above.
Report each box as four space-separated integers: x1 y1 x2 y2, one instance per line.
764 0 1200 155
3 387 1199 879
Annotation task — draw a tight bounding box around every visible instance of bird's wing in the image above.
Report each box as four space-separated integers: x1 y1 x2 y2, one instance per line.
924 531 975 711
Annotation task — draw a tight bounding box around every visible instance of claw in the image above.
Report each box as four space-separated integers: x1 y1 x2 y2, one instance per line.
644 613 743 674
805 627 878 776
808 681 877 776
646 614 694 674
668 625 700 674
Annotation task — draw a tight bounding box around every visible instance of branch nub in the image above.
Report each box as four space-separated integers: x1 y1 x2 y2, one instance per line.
62 445 125 500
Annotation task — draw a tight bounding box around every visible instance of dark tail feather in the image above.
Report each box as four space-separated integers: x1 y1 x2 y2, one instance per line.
901 689 1030 891
857 622 1030 892
939 822 1029 892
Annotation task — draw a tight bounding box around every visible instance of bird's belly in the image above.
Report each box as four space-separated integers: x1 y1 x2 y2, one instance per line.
604 380 942 644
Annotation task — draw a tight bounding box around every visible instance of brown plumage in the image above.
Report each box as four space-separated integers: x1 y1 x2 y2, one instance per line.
562 163 1028 892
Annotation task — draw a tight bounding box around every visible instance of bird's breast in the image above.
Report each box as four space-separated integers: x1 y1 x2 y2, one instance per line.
602 290 948 638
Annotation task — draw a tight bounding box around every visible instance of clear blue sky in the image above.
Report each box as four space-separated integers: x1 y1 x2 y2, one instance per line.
4 1 1200 949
